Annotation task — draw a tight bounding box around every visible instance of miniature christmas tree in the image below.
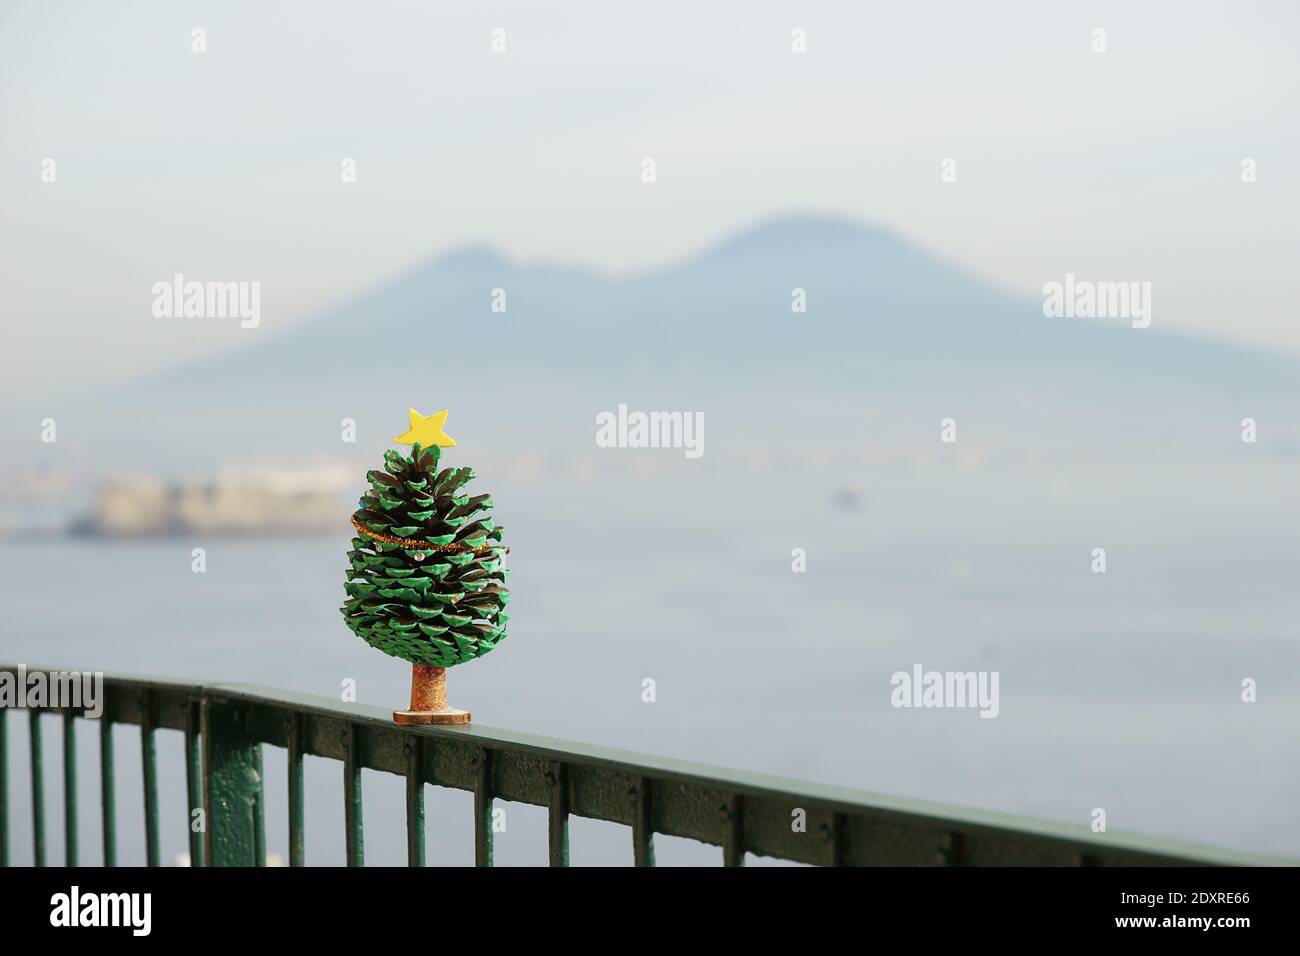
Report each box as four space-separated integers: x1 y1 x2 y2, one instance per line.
341 409 509 724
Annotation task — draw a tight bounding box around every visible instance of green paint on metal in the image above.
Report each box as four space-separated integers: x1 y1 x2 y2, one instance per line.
62 713 77 867
140 690 160 867
633 776 655 867
184 701 205 867
344 723 364 867
474 748 493 867
29 711 44 867
547 760 569 867
405 737 424 867
202 699 265 866
100 718 116 867
287 712 305 867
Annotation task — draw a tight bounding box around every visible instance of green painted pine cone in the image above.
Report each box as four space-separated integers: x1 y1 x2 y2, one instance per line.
340 442 509 667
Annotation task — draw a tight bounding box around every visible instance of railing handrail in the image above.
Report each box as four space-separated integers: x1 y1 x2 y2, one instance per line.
2 664 1292 867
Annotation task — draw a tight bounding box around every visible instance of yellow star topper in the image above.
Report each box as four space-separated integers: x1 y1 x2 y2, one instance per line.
394 408 458 448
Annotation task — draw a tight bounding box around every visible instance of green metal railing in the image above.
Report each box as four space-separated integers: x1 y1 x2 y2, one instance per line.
0 667 1290 867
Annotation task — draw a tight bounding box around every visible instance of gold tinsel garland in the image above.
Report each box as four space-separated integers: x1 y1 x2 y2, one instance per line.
351 513 502 555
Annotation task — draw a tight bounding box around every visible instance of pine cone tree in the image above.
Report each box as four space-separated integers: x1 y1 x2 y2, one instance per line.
341 442 509 667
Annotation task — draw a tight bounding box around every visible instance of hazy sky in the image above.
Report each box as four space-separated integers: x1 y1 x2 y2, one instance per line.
2 0 1297 395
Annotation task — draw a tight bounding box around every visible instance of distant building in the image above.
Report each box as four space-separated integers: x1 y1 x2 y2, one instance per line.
72 467 349 537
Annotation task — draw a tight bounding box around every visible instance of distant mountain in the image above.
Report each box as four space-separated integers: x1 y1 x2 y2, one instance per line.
10 216 1300 474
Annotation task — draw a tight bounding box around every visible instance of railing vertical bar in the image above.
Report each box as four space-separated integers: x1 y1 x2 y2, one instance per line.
140 689 160 867
474 748 493 867
947 831 966 867
99 718 116 867
722 794 744 867
62 712 77 866
253 743 266 867
405 736 425 867
632 776 655 867
547 760 569 867
0 707 8 867
343 723 363 867
29 711 45 866
184 701 204 867
287 712 305 867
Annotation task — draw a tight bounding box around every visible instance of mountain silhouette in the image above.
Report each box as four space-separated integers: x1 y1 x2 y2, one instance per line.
16 215 1300 472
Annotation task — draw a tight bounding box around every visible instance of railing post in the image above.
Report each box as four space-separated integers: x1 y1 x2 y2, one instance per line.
184 700 205 867
830 811 847 867
0 707 7 867
404 736 424 867
100 718 116 867
286 712 305 867
547 760 569 867
62 712 77 867
201 698 265 866
29 710 44 867
474 747 493 867
722 794 744 867
632 776 655 867
140 689 160 867
343 723 364 867
253 744 266 867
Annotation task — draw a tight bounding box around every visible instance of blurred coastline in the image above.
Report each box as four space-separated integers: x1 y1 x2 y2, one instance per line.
2 463 352 538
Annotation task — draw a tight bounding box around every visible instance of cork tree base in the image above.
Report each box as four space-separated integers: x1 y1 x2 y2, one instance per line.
394 708 471 726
